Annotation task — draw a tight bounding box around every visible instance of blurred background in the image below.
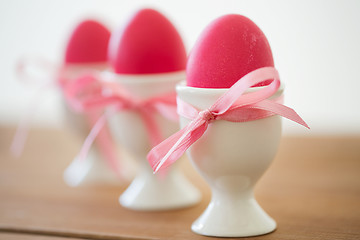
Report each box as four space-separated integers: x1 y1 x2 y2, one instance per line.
1 0 359 136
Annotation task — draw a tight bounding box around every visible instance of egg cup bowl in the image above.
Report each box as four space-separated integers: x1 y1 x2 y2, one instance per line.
177 82 283 237
109 71 201 211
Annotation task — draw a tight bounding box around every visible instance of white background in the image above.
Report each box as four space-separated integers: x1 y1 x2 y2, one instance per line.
1 0 359 135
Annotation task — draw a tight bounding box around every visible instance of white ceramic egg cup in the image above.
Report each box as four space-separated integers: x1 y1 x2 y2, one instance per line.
108 71 201 211
177 82 283 237
62 64 125 187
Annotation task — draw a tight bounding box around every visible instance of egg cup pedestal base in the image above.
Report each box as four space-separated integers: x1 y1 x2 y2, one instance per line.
63 150 121 187
119 162 201 211
191 191 276 237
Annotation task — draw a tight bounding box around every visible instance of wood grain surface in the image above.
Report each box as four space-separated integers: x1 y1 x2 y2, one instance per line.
0 127 359 239
0 232 83 240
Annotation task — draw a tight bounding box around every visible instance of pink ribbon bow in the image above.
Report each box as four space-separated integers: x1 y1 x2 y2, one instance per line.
10 57 125 177
10 57 122 177
64 73 179 165
147 67 309 173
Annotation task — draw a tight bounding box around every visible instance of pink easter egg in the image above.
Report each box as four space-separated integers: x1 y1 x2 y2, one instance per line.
109 8 186 74
65 19 110 64
187 14 274 88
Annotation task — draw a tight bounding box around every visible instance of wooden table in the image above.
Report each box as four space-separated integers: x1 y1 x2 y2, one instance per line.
0 127 359 240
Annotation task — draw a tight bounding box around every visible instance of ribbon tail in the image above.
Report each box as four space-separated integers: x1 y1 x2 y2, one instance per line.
140 110 163 147
86 110 122 177
10 82 53 157
254 100 310 129
77 108 117 164
10 119 29 158
147 118 207 173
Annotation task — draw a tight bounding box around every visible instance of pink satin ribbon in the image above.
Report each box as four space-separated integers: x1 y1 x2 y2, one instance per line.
147 67 309 173
63 73 179 164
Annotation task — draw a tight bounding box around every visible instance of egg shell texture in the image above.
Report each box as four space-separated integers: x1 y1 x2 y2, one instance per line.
65 19 110 64
187 14 274 88
110 9 186 74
